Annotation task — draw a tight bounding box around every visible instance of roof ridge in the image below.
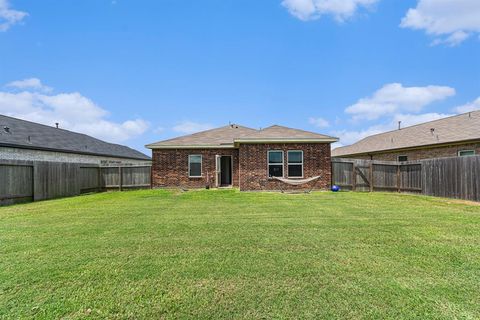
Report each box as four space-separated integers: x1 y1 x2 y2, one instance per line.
339 111 479 149
0 113 123 146
0 114 150 160
0 113 84 136
146 123 258 147
235 124 338 141
332 110 480 156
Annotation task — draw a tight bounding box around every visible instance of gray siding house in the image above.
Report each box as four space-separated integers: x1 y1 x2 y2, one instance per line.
0 114 151 166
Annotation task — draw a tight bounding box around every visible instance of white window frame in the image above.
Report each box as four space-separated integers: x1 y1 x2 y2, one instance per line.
287 150 304 178
397 155 408 162
188 154 202 178
458 150 475 157
267 150 284 178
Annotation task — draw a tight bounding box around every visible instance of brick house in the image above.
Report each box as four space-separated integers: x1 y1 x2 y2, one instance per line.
146 124 338 191
332 111 480 161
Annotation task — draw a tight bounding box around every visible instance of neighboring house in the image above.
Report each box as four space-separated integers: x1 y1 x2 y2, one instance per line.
0 114 151 166
332 111 480 161
146 124 338 191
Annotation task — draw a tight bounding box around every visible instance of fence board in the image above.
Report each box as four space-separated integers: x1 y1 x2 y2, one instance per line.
122 166 151 188
0 160 151 206
421 156 480 201
101 167 121 188
33 162 80 201
0 162 33 205
332 161 353 190
333 156 480 201
372 164 397 191
80 166 101 193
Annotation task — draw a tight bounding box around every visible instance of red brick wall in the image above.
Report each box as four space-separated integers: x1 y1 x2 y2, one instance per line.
152 149 239 189
338 142 480 161
238 143 332 191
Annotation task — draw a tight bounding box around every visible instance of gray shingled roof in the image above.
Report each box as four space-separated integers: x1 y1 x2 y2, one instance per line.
332 111 480 157
0 114 150 160
146 124 338 149
146 124 258 148
236 125 338 142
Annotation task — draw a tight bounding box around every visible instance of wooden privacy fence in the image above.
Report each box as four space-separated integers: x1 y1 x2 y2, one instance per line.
0 160 151 206
332 156 480 202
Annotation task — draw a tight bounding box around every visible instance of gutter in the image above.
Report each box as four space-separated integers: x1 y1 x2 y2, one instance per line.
146 138 339 149
0 143 151 161
234 138 338 144
145 144 236 150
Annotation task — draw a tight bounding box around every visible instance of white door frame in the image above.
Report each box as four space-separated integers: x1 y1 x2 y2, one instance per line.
215 155 221 188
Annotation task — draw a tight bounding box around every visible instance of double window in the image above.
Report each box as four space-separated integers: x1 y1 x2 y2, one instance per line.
287 151 303 178
267 150 304 178
268 151 284 177
188 155 202 177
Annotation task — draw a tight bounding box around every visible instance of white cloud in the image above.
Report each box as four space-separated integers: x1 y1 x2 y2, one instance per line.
172 121 214 134
282 0 379 21
0 0 28 32
308 117 330 128
453 97 480 113
0 80 149 143
401 0 480 46
332 126 385 147
6 78 53 93
345 83 455 121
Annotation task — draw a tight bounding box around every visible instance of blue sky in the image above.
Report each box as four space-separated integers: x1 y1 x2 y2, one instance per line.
1 0 479 154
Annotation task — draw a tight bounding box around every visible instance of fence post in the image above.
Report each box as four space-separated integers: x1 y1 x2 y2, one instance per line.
369 162 374 192
397 164 401 193
351 162 356 191
119 166 123 191
97 167 101 191
31 164 35 202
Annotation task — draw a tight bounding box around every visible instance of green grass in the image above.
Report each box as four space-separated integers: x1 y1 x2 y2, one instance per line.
1 190 479 319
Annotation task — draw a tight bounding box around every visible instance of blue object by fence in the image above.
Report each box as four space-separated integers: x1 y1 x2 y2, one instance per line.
331 185 340 192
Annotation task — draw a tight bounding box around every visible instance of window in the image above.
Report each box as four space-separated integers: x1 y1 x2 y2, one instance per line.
268 151 283 177
287 150 303 178
188 155 202 177
398 155 408 162
458 150 475 157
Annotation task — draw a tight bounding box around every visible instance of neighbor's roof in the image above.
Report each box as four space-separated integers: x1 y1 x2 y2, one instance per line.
0 114 151 160
332 111 480 157
146 124 338 149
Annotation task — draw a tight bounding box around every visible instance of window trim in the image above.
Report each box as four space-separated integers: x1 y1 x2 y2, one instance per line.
267 150 284 178
458 150 475 157
287 150 304 178
397 155 408 162
188 154 203 178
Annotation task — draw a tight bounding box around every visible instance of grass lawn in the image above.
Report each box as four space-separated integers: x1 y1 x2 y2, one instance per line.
1 190 479 319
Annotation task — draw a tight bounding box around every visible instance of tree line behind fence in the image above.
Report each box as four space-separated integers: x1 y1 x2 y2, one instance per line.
0 160 151 206
332 155 480 202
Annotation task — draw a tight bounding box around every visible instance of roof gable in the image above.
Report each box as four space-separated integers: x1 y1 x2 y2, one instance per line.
332 111 480 157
